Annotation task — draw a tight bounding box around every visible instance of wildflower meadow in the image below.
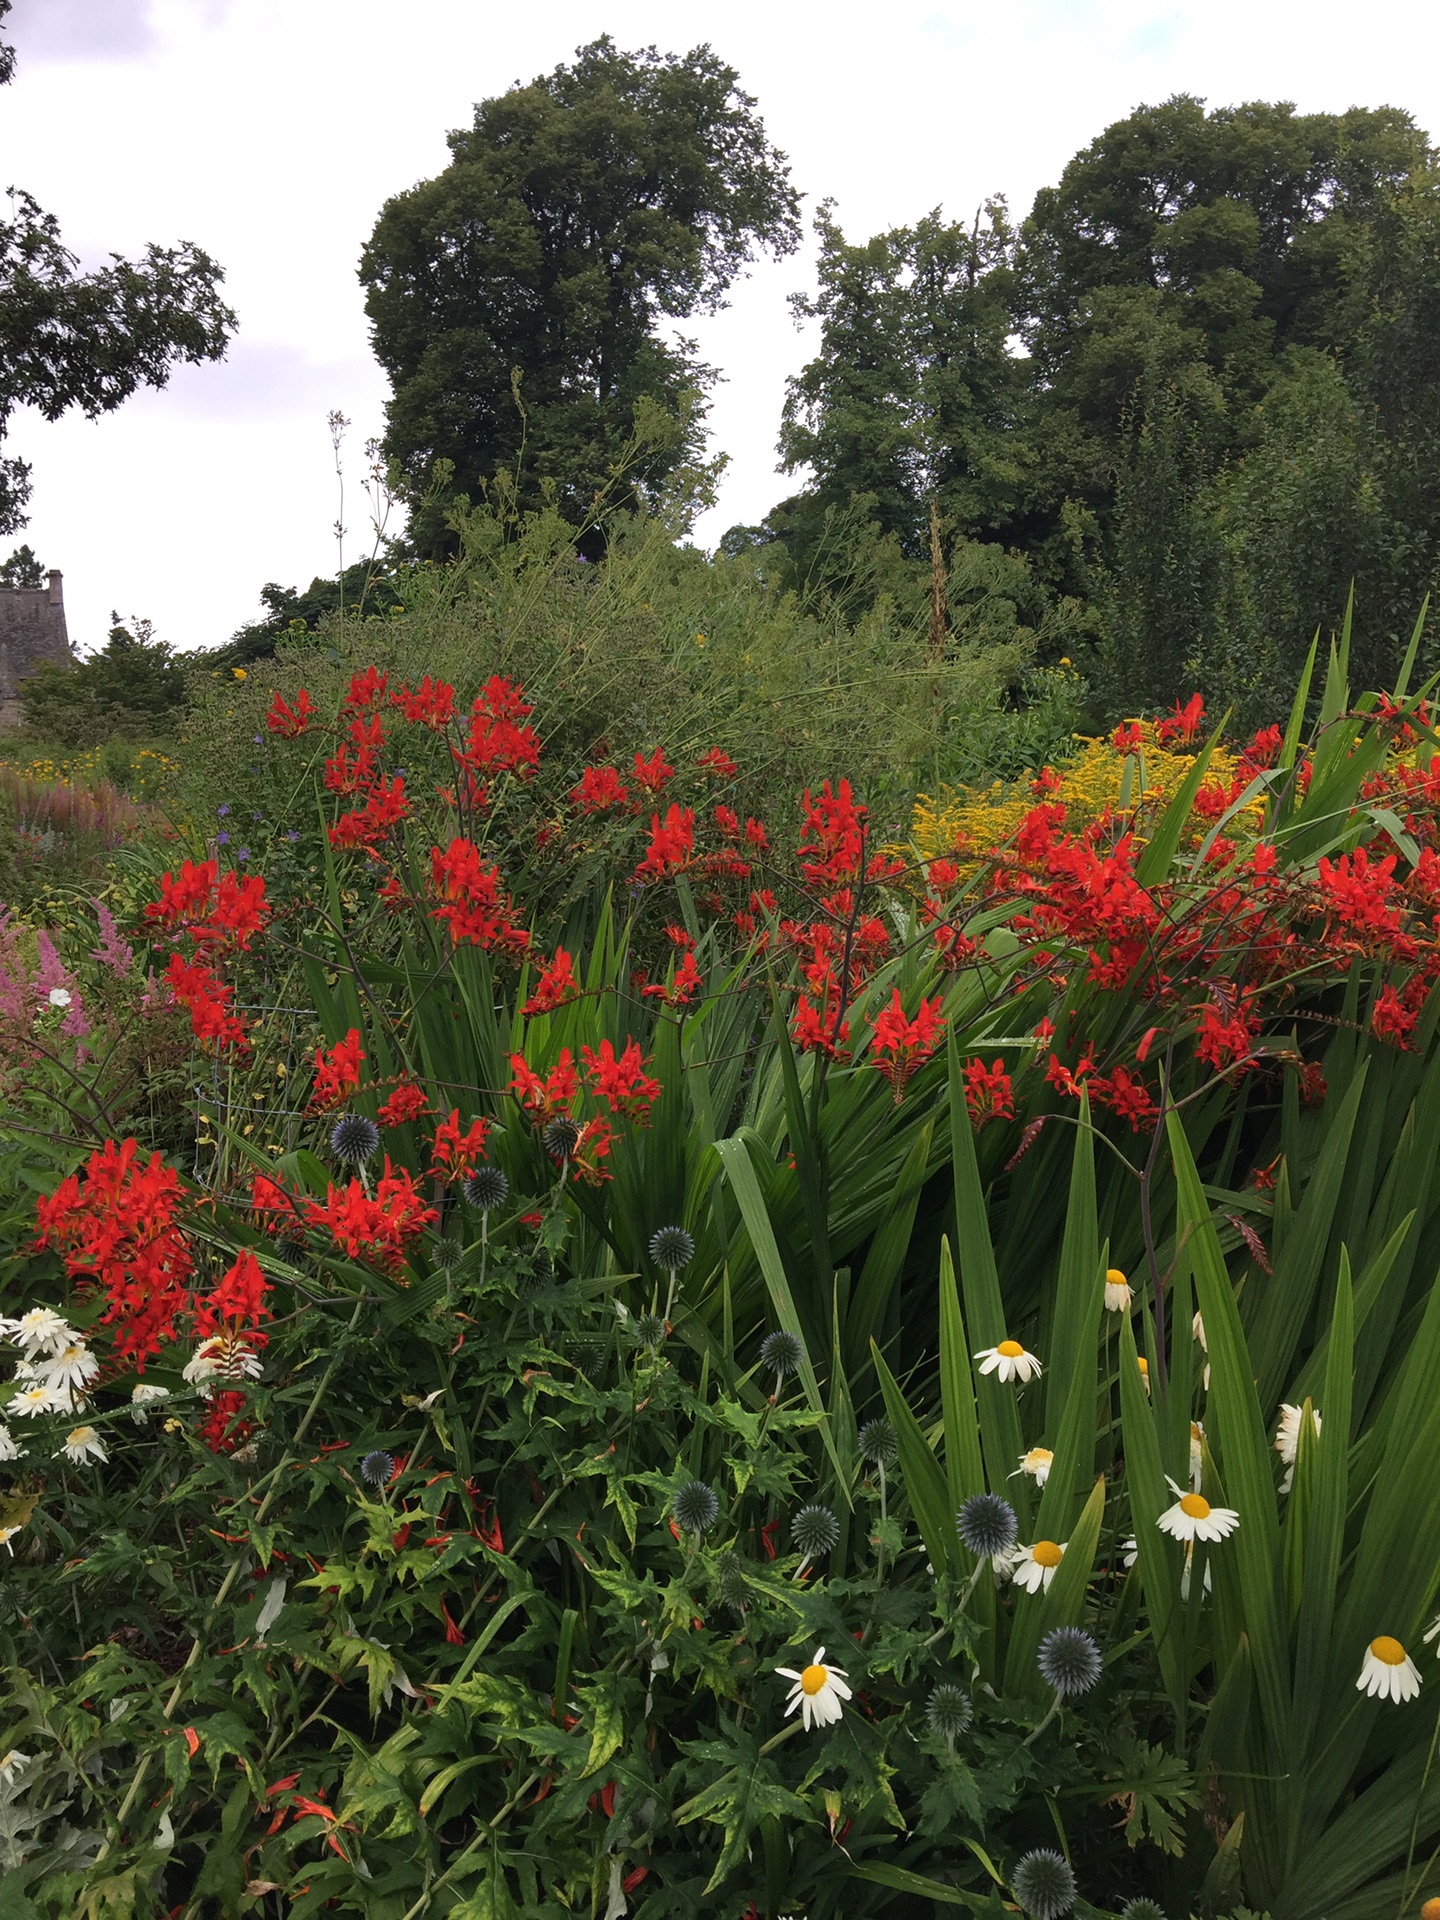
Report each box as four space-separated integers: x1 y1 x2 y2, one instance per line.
4 571 1440 1920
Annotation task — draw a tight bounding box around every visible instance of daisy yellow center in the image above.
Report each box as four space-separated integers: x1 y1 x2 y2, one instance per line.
1106 1268 1127 1285
800 1664 829 1695
1032 1540 1063 1568
1026 1449 1053 1467
1370 1635 1407 1666
66 1427 93 1447
1179 1493 1210 1519
996 1340 1024 1358
1137 1357 1149 1374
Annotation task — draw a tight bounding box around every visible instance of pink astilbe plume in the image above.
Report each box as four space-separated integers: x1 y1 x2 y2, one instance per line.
90 899 135 977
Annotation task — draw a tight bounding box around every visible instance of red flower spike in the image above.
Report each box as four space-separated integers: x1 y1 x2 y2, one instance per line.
266 688 314 736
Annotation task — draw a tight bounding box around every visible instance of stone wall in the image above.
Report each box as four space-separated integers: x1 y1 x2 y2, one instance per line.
0 570 70 726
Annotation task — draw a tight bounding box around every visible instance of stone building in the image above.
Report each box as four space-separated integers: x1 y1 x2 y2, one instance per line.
0 570 70 726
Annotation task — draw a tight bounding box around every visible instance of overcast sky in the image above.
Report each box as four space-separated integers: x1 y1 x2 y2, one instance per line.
3 0 1439 654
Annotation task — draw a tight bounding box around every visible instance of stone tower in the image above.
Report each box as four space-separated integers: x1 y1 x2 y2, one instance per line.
0 570 70 727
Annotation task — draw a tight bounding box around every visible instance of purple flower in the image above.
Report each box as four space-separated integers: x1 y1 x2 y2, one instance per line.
217 832 230 846
217 803 230 818
285 829 301 843
90 900 134 977
237 847 250 863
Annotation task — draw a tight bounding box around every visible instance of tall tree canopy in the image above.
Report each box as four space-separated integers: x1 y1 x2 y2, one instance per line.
0 1 236 535
360 36 801 554
754 94 1440 718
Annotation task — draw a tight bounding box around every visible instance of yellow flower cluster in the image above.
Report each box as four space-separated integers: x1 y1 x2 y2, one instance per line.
908 721 1253 867
0 745 180 800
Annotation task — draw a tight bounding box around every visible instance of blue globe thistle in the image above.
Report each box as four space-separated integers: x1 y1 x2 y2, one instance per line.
759 1329 804 1380
1012 1849 1076 1919
858 1417 898 1467
1037 1626 1102 1697
925 1682 972 1744
957 1491 1018 1559
330 1113 380 1167
359 1448 395 1489
463 1166 510 1211
631 1312 667 1350
542 1117 581 1161
672 1480 720 1536
1119 1902 1167 1920
791 1504 839 1558
649 1225 695 1272
713 1549 748 1613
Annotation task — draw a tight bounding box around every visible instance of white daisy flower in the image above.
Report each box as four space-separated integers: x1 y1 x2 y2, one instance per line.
1136 1354 1151 1397
1010 1447 1054 1488
183 1335 263 1395
1123 1531 1210 1594
1357 1636 1422 1703
1189 1420 1205 1493
1103 1268 1132 1313
0 1524 22 1555
1423 1615 1440 1648
58 1424 107 1466
47 987 72 1009
8 1381 67 1418
974 1339 1042 1384
130 1382 171 1424
0 1423 22 1462
1011 1538 1066 1593
777 1646 852 1731
1193 1310 1210 1391
1157 1476 1239 1544
1274 1402 1321 1493
13 1307 77 1356
37 1341 98 1398
0 1748 30 1785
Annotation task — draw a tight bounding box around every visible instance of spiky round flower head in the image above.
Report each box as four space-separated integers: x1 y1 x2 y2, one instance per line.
542 1116 581 1161
330 1113 381 1167
632 1312 667 1350
957 1491 1018 1559
673 1479 720 1536
463 1166 510 1212
713 1549 748 1613
431 1236 464 1271
759 1328 804 1379
1011 1848 1076 1919
1119 1901 1167 1920
858 1417 898 1468
649 1225 695 1272
925 1682 973 1743
1037 1626 1102 1697
360 1448 395 1489
791 1503 839 1559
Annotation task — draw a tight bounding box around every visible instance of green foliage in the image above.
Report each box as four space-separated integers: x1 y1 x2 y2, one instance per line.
360 34 800 554
0 545 43 590
19 618 186 746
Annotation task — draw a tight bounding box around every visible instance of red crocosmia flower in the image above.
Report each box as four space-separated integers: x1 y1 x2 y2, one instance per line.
324 712 385 794
328 775 410 850
665 923 696 951
391 674 455 728
251 1173 301 1234
632 747 675 794
431 1109 490 1180
570 1116 614 1185
962 1056 1014 1128
1088 1064 1156 1131
428 838 530 953
451 675 539 785
1155 693 1206 746
740 818 767 853
509 1048 578 1118
697 747 738 778
798 778 866 883
568 765 628 813
581 1038 661 1121
34 1137 194 1367
1110 721 1145 754
714 804 741 838
146 857 218 931
194 1248 271 1341
192 869 270 950
1371 983 1418 1047
165 954 249 1051
1030 765 1064 798
200 1389 251 1455
309 1029 365 1112
266 688 315 736
522 946 579 1017
926 858 961 894
1194 994 1259 1073
377 1081 431 1127
642 949 702 1008
1241 723 1283 771
634 804 695 882
300 1158 438 1272
1316 846 1402 941
869 989 946 1101
342 666 389 713
1046 1048 1095 1098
